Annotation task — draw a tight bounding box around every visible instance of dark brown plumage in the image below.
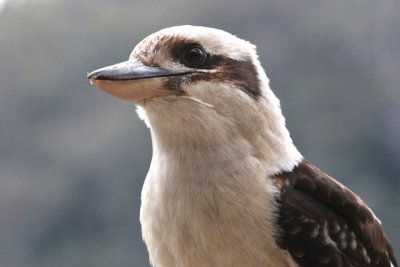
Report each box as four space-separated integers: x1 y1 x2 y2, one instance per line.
274 161 397 267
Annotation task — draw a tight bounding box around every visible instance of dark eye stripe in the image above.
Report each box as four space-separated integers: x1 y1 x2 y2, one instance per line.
165 37 261 99
188 55 261 99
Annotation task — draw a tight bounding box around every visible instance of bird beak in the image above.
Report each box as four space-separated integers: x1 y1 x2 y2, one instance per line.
87 60 188 101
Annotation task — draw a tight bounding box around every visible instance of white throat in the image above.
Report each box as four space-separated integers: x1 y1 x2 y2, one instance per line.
137 78 302 176
137 77 302 267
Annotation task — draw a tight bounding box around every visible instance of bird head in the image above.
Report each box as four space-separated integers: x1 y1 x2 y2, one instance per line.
88 25 301 172
88 26 264 101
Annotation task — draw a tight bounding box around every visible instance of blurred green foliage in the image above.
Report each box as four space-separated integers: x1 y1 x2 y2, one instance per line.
0 0 399 266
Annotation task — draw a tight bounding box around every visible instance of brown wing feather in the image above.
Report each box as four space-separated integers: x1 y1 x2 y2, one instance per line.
273 161 397 267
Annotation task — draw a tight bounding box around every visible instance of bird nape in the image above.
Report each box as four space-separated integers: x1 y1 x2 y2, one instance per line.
87 25 397 267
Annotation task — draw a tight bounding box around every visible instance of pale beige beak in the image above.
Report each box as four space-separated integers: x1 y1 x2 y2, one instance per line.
87 60 191 101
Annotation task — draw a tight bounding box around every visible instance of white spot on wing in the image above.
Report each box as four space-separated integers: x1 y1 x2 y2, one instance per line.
289 226 301 235
331 222 340 233
361 247 371 263
339 231 346 240
339 239 347 250
293 250 306 258
349 231 357 250
321 221 337 247
350 239 357 250
310 225 319 238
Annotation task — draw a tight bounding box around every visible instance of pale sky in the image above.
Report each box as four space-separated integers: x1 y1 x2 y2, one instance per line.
0 0 54 12
0 0 6 12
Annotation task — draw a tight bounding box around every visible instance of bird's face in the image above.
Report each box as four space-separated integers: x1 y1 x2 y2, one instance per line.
88 25 301 173
88 26 280 145
88 25 268 105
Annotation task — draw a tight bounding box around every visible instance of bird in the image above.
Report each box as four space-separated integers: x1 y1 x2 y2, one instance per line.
87 25 397 267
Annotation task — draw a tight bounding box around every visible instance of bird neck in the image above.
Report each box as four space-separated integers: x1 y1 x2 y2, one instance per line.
137 89 302 176
139 95 299 267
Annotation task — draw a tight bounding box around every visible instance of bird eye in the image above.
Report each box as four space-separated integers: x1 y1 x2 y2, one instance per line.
183 46 207 68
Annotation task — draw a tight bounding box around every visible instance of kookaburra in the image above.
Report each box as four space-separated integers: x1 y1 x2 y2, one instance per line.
87 25 397 267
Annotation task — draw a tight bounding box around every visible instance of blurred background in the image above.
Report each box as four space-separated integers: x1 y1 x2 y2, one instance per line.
0 0 399 266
